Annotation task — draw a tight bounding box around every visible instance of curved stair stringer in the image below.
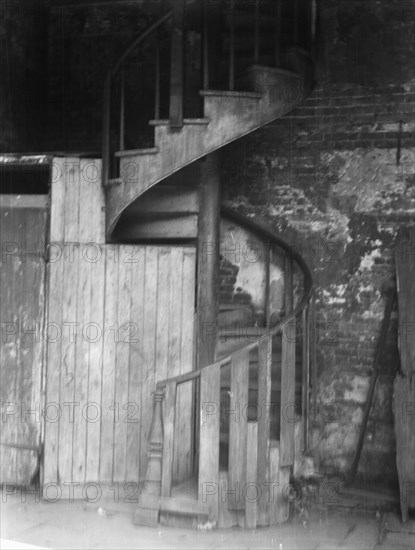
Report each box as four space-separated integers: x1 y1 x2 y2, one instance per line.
135 207 315 529
106 65 307 236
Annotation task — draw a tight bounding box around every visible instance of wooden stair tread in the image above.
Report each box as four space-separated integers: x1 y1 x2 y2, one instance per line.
114 147 158 157
199 89 262 99
149 118 210 126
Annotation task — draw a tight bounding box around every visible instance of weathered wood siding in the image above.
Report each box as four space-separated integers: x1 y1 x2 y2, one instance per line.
0 195 48 484
43 158 196 487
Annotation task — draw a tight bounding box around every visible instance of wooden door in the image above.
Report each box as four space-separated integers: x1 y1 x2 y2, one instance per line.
0 195 47 484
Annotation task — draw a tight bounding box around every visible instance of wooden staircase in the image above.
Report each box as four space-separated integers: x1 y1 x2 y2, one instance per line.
101 0 316 530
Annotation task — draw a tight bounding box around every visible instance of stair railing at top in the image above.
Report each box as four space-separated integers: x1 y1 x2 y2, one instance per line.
102 10 173 188
140 207 315 520
102 0 316 191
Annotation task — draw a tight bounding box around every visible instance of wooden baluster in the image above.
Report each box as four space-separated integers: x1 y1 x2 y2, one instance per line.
169 0 185 128
161 381 176 497
142 387 165 496
293 0 299 46
154 34 160 120
203 0 209 90
119 68 125 151
229 0 235 90
264 242 271 327
254 0 260 64
102 75 111 185
245 422 258 529
274 0 282 66
302 304 310 452
228 348 249 510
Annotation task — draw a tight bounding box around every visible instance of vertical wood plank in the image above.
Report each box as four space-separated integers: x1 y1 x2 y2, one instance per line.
198 364 220 526
245 422 258 529
86 159 105 244
257 335 272 526
58 244 79 484
44 241 64 481
155 249 171 386
228 348 249 510
63 158 80 243
178 248 197 479
170 248 185 482
113 251 132 483
44 157 66 483
161 381 177 497
50 157 66 242
86 249 105 481
126 247 145 484
269 444 290 525
140 246 158 481
99 247 119 483
78 159 94 243
72 249 92 483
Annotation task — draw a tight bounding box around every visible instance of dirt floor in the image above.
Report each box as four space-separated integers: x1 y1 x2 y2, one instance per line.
3 488 405 550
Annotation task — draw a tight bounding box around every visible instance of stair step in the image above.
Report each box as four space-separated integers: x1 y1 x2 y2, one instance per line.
114 147 158 158
200 89 262 100
149 118 210 126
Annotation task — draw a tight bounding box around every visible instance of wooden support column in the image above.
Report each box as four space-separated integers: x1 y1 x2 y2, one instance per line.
169 0 185 128
197 151 222 369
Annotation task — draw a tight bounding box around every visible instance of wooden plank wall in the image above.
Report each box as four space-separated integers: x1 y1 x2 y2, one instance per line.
43 158 196 488
0 195 48 484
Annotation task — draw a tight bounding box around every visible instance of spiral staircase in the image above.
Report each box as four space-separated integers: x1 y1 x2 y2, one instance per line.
102 0 316 529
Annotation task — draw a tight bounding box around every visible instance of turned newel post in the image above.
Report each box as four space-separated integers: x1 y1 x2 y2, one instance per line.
142 387 165 496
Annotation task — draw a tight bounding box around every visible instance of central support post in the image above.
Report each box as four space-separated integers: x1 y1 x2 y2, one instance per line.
197 151 222 369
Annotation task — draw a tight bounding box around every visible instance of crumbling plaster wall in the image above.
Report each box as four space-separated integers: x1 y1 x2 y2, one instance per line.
222 0 415 486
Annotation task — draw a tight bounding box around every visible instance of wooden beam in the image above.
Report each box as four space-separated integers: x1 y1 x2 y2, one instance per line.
197 152 222 368
169 0 185 128
161 381 177 497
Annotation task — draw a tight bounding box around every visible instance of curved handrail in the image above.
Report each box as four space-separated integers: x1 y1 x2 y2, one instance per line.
110 11 172 78
156 207 314 389
102 11 173 187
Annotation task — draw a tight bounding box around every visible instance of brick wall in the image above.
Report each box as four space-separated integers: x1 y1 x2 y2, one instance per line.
222 0 415 486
